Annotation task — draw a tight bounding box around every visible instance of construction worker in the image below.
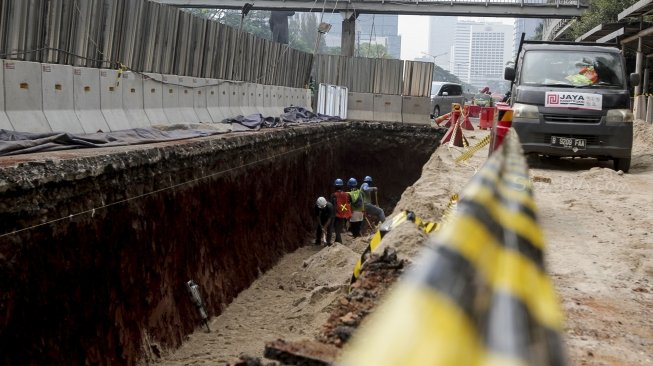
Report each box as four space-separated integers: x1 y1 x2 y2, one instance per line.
360 176 385 223
330 178 351 244
314 196 334 245
347 177 365 237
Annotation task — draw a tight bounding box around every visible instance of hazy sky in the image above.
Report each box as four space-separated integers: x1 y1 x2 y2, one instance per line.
398 15 515 60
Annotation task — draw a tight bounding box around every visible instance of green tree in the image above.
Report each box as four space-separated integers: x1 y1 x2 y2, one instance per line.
289 13 326 53
184 8 272 40
358 43 390 58
569 0 639 39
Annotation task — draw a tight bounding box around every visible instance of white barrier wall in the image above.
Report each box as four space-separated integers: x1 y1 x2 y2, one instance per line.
241 83 259 116
192 78 213 122
100 69 132 131
262 85 274 117
42 64 85 133
217 81 234 120
401 96 431 124
373 94 403 122
178 76 200 123
121 72 151 128
206 79 228 122
227 83 244 117
4 60 51 133
73 67 111 133
161 75 184 124
143 73 169 125
347 92 374 121
272 86 284 116
0 62 14 130
254 84 265 115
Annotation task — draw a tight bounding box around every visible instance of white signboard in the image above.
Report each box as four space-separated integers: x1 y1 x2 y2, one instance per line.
545 91 602 111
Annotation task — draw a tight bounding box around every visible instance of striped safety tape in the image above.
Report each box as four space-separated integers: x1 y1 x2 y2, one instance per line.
349 211 436 288
455 134 491 163
340 129 566 366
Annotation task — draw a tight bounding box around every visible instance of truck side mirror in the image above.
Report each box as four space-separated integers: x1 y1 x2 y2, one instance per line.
504 67 515 81
630 72 641 87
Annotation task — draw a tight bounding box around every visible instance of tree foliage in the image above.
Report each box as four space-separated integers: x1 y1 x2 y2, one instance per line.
358 43 391 58
184 8 272 40
289 13 326 53
569 0 639 39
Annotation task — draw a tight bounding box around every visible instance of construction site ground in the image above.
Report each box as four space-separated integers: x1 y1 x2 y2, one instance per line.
151 121 653 366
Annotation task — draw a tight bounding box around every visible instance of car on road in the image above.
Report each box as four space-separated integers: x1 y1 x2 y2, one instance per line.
505 41 639 172
430 81 465 118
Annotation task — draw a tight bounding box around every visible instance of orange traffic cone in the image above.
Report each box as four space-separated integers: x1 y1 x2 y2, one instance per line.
460 104 474 130
444 103 462 128
434 112 451 126
440 116 469 147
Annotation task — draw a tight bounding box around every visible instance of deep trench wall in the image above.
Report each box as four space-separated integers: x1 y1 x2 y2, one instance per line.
0 122 443 365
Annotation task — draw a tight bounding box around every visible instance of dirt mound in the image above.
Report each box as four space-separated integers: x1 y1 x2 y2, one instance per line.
634 120 653 149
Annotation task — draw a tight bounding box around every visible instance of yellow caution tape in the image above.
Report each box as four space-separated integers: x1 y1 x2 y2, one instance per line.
339 130 566 366
349 210 436 288
455 134 491 163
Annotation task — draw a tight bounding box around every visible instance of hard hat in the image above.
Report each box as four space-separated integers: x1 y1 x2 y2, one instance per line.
347 177 358 187
363 176 373 183
316 196 327 208
334 178 344 187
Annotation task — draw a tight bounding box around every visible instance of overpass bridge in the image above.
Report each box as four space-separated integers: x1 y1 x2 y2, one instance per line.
155 0 588 18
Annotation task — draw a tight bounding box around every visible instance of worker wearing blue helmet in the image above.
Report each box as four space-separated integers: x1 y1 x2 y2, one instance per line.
360 176 385 223
347 177 365 237
330 178 351 244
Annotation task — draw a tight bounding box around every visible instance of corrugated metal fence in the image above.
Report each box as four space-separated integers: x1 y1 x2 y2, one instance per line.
314 55 433 97
0 0 312 88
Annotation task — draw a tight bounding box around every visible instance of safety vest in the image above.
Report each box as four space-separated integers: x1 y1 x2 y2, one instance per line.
334 191 352 219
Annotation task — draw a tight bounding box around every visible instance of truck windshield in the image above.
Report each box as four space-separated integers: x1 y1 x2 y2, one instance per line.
520 50 625 88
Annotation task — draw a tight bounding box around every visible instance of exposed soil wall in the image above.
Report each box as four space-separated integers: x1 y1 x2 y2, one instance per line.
0 122 443 366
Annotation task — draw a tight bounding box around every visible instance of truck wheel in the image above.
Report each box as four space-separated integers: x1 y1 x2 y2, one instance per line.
613 157 631 173
433 106 440 117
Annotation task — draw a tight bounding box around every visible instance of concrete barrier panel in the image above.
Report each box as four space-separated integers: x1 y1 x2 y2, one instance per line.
227 83 244 117
4 60 51 133
192 78 213 122
143 73 169 125
217 81 235 121
241 82 259 116
41 64 85 133
207 79 228 122
401 96 431 124
0 62 15 130
271 86 284 116
162 75 184 124
254 83 265 115
178 77 200 123
347 92 374 121
72 67 111 133
100 69 132 131
373 94 403 123
121 71 151 128
304 89 313 111
262 85 274 117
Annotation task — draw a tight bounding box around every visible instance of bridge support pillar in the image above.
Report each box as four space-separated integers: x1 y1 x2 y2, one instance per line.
636 37 644 95
341 11 357 57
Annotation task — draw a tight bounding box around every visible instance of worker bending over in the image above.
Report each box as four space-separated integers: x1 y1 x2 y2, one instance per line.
314 196 334 245
360 176 385 223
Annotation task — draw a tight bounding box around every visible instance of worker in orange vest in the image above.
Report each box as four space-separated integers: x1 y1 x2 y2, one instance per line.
330 178 351 244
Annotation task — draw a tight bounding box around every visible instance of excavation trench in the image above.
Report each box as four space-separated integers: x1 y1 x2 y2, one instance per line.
0 122 443 366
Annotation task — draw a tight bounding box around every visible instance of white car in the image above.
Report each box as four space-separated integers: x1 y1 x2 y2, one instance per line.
430 82 466 117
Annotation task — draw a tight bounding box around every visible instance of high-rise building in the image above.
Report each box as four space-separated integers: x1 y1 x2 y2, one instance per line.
319 13 402 59
427 16 457 71
513 18 542 58
450 21 514 90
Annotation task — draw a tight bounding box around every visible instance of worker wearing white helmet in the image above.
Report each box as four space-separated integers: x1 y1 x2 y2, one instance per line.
314 196 334 245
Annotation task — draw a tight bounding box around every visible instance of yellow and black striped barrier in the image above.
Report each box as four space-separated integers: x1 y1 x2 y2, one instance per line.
350 211 436 288
340 129 566 366
455 134 491 163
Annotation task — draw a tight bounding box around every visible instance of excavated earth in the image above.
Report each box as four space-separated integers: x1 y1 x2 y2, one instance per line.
0 121 443 366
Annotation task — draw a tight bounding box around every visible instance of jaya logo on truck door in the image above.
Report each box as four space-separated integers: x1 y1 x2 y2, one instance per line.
545 91 602 111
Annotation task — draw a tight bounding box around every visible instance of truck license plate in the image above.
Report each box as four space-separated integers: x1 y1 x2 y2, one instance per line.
550 136 586 150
